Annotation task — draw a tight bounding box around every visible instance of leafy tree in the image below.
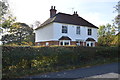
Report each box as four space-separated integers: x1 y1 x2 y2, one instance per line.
113 1 120 32
0 0 16 46
0 0 9 16
98 35 115 46
98 25 106 37
30 21 41 29
1 22 35 45
98 24 115 37
98 24 116 46
111 33 120 46
0 0 9 34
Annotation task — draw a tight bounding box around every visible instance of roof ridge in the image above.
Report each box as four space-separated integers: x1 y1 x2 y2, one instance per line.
35 12 98 30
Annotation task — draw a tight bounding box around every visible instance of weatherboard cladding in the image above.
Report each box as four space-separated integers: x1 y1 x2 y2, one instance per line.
35 12 98 30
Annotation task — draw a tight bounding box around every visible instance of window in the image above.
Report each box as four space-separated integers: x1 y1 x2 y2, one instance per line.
59 40 70 46
87 43 89 46
64 42 69 45
37 43 40 46
76 43 80 46
46 42 49 46
60 42 63 45
86 42 95 47
76 26 80 34
62 26 67 33
91 43 93 47
88 29 92 35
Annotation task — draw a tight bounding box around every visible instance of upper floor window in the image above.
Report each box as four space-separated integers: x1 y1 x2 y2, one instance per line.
76 26 80 35
62 26 67 33
88 29 92 35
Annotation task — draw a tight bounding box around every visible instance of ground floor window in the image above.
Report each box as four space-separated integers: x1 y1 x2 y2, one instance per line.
76 39 84 46
46 42 49 46
37 43 40 46
59 40 70 46
86 41 95 47
87 43 89 46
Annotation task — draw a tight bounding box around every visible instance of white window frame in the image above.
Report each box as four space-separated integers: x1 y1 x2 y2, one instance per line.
76 26 81 35
62 26 68 33
76 39 83 46
37 43 40 46
59 40 70 46
46 42 49 46
88 28 92 35
86 41 95 47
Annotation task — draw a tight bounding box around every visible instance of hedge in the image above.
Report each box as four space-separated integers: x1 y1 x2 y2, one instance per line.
2 46 119 78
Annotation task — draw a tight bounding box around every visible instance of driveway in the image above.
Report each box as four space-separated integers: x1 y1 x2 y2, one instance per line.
27 62 119 79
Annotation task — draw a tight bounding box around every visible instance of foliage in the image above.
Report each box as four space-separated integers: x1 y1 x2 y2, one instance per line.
2 46 119 78
113 1 120 31
1 22 35 45
98 24 115 37
0 0 9 16
98 35 116 46
111 33 120 46
98 1 120 46
0 0 9 33
1 15 16 30
98 24 117 46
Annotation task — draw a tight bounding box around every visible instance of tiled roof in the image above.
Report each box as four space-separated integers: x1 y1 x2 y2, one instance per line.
35 12 98 30
86 38 96 41
59 36 71 40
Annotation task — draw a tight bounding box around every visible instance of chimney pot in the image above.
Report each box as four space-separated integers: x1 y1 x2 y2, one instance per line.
51 6 53 9
74 11 75 14
73 11 78 17
50 6 57 18
76 11 77 14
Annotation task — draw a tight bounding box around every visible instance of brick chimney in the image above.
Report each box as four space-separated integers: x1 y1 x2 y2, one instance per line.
50 6 57 18
73 11 78 17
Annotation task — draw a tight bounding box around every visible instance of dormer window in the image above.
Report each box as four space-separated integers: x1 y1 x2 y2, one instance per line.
76 26 80 35
62 26 67 33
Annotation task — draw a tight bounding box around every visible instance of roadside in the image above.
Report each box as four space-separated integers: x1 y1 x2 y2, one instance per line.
27 62 119 78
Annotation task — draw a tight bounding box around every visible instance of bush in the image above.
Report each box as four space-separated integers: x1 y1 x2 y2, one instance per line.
2 46 119 78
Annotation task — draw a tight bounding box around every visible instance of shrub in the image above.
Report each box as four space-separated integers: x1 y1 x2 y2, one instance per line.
2 46 119 78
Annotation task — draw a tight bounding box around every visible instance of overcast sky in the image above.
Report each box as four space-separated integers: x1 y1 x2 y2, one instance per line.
7 0 119 27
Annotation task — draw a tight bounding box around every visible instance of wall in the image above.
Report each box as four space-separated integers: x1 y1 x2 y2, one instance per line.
35 23 54 42
53 22 98 42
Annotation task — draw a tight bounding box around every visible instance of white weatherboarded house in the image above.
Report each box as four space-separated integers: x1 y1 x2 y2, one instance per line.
35 6 98 47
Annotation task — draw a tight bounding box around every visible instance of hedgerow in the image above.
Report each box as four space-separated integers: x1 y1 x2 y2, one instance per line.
2 46 119 78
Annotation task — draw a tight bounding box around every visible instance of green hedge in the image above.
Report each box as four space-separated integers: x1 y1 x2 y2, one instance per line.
2 46 119 78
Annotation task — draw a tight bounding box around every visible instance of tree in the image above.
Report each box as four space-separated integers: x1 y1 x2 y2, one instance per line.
98 24 116 46
0 0 16 46
0 0 9 27
98 24 115 36
30 21 41 29
98 1 120 46
0 0 9 16
1 22 35 45
0 0 9 34
113 1 120 32
98 25 106 37
111 33 120 46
